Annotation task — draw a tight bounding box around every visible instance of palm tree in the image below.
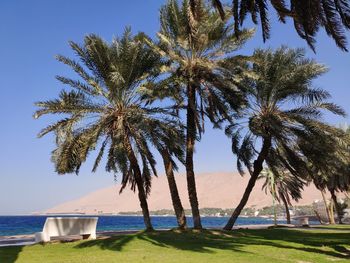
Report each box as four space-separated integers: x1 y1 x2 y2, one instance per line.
296 123 350 224
223 47 346 230
192 0 350 51
260 167 305 224
34 29 186 231
145 0 253 229
309 163 350 224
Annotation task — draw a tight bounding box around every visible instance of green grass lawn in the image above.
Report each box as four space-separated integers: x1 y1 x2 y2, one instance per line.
1 225 350 263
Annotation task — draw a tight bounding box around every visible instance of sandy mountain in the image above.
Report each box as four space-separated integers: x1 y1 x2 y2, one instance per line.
45 172 327 214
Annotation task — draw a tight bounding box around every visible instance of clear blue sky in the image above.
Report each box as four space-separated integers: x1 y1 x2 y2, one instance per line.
0 0 349 215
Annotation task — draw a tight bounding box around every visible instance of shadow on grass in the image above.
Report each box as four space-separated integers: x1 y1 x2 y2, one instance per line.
75 228 350 260
75 229 249 254
75 233 137 252
238 228 350 259
0 245 23 263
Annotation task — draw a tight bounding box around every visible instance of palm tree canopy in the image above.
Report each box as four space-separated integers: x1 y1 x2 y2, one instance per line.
225 46 348 179
313 170 350 193
144 0 254 135
307 126 350 193
260 167 305 205
206 0 350 51
34 29 184 195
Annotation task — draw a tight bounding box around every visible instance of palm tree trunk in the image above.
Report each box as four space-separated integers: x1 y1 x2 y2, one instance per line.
270 176 277 226
280 191 291 224
124 136 153 231
329 189 343 224
161 149 187 229
320 190 334 224
223 137 272 230
272 196 277 226
313 209 324 224
329 199 335 224
186 84 202 229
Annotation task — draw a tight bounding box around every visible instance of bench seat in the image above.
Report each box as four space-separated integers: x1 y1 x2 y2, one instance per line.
35 217 98 243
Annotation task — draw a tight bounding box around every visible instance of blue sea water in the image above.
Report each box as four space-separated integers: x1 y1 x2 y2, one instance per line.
0 216 287 236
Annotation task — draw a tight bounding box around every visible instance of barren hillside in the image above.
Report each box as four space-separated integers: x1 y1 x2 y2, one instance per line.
45 172 327 214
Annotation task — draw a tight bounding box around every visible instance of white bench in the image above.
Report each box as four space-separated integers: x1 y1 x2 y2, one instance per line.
35 217 98 243
296 216 309 226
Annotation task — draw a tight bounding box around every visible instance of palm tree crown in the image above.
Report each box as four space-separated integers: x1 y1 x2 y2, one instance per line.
148 0 254 131
202 0 350 51
260 167 305 223
229 47 346 176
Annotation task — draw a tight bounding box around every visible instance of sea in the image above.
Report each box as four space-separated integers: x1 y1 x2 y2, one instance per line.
0 216 289 236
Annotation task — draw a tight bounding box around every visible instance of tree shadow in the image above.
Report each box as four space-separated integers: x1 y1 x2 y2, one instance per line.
238 228 350 259
75 229 249 254
75 233 136 252
74 228 350 260
134 229 250 253
0 245 23 263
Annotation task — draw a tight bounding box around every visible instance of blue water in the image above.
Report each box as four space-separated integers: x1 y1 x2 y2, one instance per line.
0 216 286 236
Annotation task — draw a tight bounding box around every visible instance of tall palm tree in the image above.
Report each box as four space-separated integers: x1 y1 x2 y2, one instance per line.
145 0 253 229
260 167 305 224
192 0 350 51
223 47 346 230
34 29 186 231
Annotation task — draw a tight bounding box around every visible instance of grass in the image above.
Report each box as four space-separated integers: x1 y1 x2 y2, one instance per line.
1 225 349 263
